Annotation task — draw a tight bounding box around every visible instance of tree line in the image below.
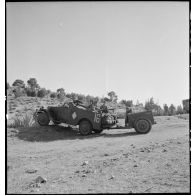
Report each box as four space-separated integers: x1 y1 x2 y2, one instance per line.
7 78 188 116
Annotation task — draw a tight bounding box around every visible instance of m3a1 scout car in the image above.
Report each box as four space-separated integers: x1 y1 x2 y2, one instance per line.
34 100 156 136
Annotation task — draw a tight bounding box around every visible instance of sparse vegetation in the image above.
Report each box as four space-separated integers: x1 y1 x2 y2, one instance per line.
26 88 37 97
50 92 57 98
7 78 187 116
12 79 25 88
12 87 25 98
8 113 36 128
57 88 65 100
108 91 118 103
169 104 176 116
37 88 47 98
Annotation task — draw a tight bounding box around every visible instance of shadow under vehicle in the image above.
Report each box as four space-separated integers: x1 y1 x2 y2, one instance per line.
34 100 156 136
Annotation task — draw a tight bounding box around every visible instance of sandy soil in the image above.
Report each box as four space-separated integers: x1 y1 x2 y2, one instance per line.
7 113 190 193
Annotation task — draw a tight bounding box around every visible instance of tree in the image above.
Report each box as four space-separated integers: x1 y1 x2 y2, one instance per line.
126 100 133 107
93 96 99 104
13 87 24 98
57 88 65 100
107 91 118 102
46 89 51 95
57 88 65 94
26 88 36 97
50 92 57 98
86 95 93 105
78 94 85 102
145 97 155 111
169 104 176 116
66 93 72 99
176 105 183 115
154 105 163 116
7 82 10 89
27 78 39 90
119 99 133 107
120 99 126 105
103 97 110 102
69 92 78 100
12 79 25 88
37 88 47 98
163 104 169 116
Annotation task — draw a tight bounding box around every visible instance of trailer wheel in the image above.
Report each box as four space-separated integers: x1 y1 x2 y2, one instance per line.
79 120 92 135
93 129 103 134
134 119 152 134
37 112 50 126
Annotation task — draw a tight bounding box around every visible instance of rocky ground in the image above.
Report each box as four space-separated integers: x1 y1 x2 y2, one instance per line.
7 112 190 193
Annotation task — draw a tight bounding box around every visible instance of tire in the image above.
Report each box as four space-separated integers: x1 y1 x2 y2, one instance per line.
79 120 92 135
93 129 103 134
37 112 50 126
134 119 152 134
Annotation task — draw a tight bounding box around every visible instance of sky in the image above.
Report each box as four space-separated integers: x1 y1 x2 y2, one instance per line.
6 2 189 107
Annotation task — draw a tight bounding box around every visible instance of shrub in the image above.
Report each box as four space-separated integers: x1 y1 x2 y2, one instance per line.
7 88 13 96
57 93 65 100
26 88 37 97
50 92 57 98
13 87 24 98
57 88 65 100
46 89 51 95
37 88 47 98
8 113 36 128
12 79 25 88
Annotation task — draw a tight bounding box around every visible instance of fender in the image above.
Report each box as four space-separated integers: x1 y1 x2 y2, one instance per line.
34 108 50 121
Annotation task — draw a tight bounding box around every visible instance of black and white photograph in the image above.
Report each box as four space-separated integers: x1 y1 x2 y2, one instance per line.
5 1 190 194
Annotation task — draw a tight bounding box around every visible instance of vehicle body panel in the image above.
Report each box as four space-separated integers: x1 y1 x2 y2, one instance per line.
47 102 102 130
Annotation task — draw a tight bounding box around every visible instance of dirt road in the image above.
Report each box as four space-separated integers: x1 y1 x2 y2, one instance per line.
7 115 190 193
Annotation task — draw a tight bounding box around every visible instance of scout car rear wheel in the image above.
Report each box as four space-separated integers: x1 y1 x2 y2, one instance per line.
37 112 50 126
79 120 92 135
134 119 151 134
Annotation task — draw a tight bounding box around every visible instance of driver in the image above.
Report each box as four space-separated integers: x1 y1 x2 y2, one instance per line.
88 100 97 111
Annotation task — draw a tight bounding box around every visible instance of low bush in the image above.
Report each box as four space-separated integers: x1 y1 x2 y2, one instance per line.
26 89 36 97
57 93 65 100
37 88 47 98
50 92 57 98
8 113 36 128
13 87 25 98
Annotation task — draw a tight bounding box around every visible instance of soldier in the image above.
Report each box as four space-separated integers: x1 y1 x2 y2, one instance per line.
125 107 132 126
100 101 108 114
88 100 95 111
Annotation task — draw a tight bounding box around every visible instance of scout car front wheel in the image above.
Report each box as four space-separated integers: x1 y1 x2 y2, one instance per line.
79 120 92 135
37 112 50 126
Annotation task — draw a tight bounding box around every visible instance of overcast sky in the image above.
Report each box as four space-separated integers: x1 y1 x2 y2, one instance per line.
6 2 189 107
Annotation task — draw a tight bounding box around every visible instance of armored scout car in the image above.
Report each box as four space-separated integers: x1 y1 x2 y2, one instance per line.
34 100 156 135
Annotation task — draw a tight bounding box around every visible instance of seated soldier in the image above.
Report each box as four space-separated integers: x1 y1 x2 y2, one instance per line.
88 100 97 111
100 101 108 114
